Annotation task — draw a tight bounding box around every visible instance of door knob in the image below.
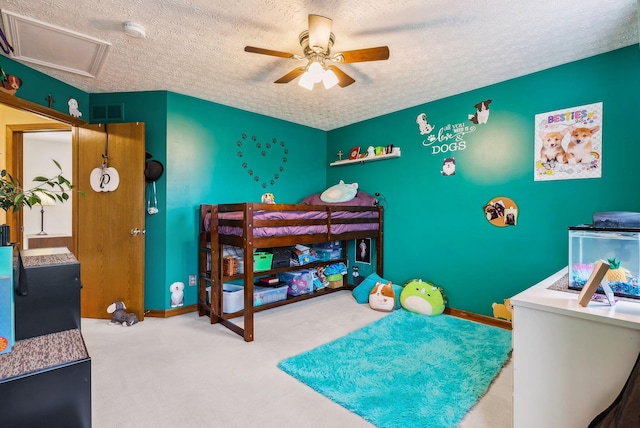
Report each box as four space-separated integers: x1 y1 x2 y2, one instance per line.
131 228 140 236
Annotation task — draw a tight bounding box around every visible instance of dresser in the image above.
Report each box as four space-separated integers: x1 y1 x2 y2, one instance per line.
511 268 640 428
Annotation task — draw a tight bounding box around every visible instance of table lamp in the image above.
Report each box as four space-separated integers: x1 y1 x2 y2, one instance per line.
36 195 56 235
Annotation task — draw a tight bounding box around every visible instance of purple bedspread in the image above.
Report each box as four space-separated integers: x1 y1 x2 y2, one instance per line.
205 209 379 237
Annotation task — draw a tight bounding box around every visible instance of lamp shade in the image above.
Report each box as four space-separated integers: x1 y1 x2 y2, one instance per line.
37 195 56 206
322 68 339 89
298 71 315 90
307 61 324 83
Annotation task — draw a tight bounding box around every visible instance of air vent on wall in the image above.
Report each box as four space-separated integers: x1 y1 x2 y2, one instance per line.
91 104 124 122
1 10 111 78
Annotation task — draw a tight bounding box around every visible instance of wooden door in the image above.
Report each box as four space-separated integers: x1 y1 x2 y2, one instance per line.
77 123 146 320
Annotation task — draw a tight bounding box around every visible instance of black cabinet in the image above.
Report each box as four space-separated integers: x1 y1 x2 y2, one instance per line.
0 247 90 428
14 247 81 340
0 331 91 428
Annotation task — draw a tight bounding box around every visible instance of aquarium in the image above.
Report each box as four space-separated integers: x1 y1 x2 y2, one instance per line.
569 226 640 299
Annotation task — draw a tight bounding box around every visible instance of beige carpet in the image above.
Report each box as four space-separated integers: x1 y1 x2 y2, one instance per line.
82 291 513 427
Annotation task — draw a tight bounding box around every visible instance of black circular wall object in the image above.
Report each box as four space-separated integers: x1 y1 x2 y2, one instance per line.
145 160 164 183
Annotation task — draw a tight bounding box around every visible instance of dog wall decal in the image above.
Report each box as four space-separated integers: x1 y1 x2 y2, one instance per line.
468 99 492 124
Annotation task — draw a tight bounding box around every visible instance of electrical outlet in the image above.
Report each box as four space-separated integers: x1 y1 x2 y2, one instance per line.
189 274 196 286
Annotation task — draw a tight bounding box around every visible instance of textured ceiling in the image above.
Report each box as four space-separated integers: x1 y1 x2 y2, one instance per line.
0 0 638 131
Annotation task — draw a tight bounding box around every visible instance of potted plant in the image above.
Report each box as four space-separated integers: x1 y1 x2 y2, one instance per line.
0 160 78 212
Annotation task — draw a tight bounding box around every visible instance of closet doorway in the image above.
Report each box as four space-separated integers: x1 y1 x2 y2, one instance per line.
5 122 75 253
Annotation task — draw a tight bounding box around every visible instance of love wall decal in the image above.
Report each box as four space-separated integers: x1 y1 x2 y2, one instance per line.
237 134 287 188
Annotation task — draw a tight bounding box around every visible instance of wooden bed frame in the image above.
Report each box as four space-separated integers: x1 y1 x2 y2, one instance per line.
198 203 384 341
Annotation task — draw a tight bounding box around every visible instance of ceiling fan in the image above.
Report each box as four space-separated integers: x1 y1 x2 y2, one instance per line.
244 14 390 89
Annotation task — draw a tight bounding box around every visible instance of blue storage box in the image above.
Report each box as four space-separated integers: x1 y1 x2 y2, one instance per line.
0 276 13 355
314 248 341 261
0 246 14 355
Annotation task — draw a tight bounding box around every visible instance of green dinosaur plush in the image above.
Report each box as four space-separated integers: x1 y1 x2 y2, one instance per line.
400 279 446 316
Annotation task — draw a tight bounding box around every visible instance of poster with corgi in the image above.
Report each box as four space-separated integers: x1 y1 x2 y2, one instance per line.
534 102 603 181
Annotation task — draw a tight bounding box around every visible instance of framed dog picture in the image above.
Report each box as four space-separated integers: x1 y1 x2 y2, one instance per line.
534 102 603 181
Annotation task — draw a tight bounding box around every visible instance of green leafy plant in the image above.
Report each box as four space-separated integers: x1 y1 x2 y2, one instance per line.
0 160 81 212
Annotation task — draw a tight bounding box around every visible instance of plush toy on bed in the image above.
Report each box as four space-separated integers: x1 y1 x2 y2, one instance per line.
368 281 396 312
400 279 446 316
320 180 358 203
261 193 275 204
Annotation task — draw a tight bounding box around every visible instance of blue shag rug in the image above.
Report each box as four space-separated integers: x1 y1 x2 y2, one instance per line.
278 310 512 428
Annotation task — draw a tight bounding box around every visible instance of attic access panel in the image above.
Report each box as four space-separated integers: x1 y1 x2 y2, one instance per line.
1 10 111 78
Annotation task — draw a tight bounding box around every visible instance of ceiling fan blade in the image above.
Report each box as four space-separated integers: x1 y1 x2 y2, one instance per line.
244 46 296 59
337 46 390 63
308 14 333 51
274 67 306 84
327 66 355 88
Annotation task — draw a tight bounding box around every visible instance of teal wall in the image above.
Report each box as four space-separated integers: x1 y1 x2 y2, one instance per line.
4 46 639 316
327 46 640 315
0 57 89 114
162 93 326 309
88 91 326 310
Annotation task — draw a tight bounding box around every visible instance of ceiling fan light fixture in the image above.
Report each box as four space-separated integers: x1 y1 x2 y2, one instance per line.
244 14 389 89
298 71 315 90
307 61 324 83
322 68 338 89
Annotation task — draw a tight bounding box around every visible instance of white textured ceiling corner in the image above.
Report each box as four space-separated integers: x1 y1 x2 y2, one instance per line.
0 0 637 131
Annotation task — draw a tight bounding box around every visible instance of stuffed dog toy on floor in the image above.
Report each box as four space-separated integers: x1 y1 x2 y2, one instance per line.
107 301 139 326
170 282 185 307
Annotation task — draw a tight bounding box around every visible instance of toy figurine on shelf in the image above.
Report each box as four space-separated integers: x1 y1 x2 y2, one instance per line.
366 146 376 157
0 67 22 96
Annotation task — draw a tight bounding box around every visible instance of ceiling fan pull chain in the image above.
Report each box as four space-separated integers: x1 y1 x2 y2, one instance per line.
0 28 14 55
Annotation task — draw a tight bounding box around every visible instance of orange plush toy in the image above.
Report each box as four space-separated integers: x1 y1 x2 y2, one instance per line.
368 281 396 312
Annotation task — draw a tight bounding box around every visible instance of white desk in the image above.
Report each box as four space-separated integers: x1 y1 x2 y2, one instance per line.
511 268 640 428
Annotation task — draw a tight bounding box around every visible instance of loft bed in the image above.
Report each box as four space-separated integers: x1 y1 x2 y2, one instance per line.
198 201 384 342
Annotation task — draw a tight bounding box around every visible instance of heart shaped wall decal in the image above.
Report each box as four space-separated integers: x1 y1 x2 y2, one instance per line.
237 134 287 188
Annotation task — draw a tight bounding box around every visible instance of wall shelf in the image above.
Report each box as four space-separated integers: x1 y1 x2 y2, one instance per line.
330 150 401 167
